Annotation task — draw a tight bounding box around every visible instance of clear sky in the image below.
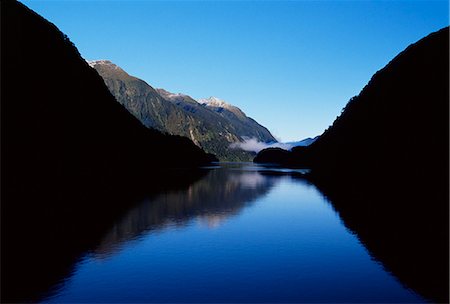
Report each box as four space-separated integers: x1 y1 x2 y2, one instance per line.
22 0 448 141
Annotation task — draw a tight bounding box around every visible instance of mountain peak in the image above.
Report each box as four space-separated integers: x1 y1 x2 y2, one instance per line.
88 59 138 82
156 88 187 101
87 59 118 68
198 96 230 108
198 96 249 120
91 63 277 160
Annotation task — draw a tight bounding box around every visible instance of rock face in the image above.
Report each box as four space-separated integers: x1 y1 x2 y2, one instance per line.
90 60 276 161
87 60 188 133
255 27 449 302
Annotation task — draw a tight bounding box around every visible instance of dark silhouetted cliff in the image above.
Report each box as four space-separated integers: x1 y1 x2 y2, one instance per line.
2 1 214 193
1 0 214 302
309 27 449 180
255 27 449 302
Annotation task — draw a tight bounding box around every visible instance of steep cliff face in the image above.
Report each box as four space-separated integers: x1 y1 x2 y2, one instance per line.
90 60 276 161
87 60 188 132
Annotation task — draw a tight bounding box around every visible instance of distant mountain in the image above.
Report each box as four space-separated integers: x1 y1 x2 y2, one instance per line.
230 136 318 154
268 136 321 152
199 96 276 142
286 136 318 147
255 27 449 302
90 60 276 161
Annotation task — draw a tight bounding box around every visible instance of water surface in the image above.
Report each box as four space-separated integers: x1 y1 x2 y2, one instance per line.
46 163 423 303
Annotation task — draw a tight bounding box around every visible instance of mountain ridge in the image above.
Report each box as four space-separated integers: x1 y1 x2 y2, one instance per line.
91 60 277 161
2 1 215 302
255 26 449 302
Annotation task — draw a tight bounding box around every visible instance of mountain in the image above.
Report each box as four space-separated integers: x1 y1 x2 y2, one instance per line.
286 136 318 147
2 2 215 191
90 60 276 161
230 136 318 154
87 60 189 133
256 27 448 176
2 1 215 301
263 136 319 151
198 97 275 142
251 137 318 162
307 28 449 178
255 27 449 302
2 1 215 190
254 147 292 164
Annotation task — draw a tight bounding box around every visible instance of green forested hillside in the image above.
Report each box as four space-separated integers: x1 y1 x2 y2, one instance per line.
91 60 276 161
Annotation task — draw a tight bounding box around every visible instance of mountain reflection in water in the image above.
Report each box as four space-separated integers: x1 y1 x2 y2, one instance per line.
44 163 424 303
94 167 277 258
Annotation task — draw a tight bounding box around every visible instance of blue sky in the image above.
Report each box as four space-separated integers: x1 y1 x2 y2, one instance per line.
22 0 448 141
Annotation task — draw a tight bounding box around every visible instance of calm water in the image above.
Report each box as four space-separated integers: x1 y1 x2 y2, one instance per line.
45 163 423 303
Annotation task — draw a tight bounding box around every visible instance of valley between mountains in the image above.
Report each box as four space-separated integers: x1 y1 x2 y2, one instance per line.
2 1 448 303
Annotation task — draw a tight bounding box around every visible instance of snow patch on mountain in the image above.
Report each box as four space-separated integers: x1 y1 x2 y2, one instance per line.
198 97 232 109
87 59 120 69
